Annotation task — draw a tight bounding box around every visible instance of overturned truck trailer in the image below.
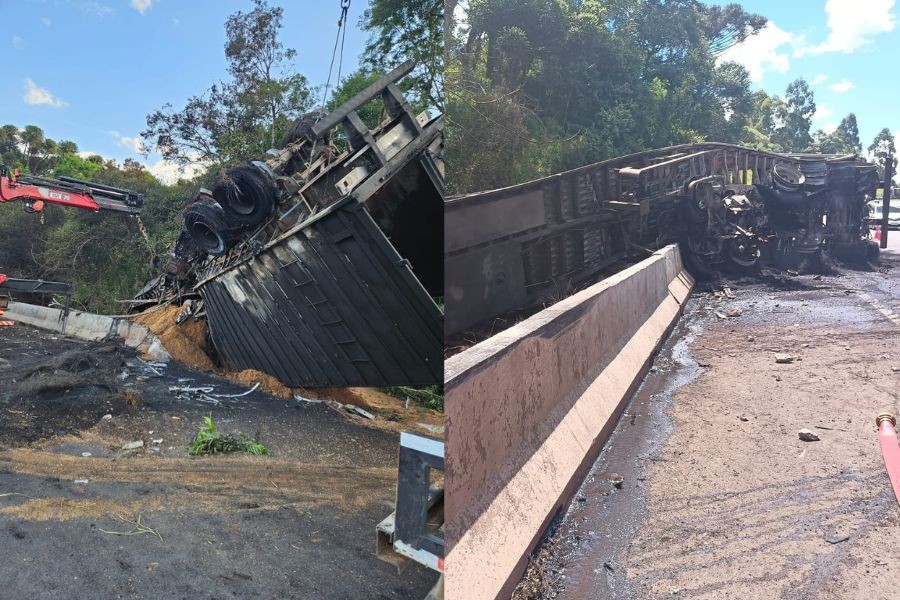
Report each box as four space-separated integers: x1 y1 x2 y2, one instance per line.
445 143 879 334
137 61 443 386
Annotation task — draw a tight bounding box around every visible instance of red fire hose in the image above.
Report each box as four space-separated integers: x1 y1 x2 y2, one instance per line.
877 413 900 506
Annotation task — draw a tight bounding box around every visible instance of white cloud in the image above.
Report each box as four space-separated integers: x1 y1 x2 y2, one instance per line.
814 103 834 122
23 78 68 108
822 122 839 134
41 17 52 27
77 149 205 185
80 2 113 17
130 0 152 14
828 79 856 92
797 0 896 55
172 18 180 26
811 74 828 85
717 22 797 82
109 131 146 154
147 158 207 185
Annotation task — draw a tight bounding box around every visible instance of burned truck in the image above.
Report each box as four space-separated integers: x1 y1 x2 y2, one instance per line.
445 143 879 334
137 61 443 387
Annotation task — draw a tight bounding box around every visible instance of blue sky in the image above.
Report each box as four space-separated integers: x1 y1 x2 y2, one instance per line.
714 0 898 153
7 1 899 183
1 0 367 182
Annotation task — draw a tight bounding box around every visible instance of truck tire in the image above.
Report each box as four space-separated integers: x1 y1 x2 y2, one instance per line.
184 202 232 256
212 165 275 227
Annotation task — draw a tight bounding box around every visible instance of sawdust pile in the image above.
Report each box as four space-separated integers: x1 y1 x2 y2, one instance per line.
130 307 442 436
229 369 294 398
134 305 215 372
315 387 444 434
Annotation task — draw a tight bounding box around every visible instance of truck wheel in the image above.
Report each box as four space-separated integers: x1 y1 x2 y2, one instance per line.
184 202 232 256
212 165 275 227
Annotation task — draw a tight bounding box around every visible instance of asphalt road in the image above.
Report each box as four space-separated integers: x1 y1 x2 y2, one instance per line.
516 243 900 600
0 326 436 599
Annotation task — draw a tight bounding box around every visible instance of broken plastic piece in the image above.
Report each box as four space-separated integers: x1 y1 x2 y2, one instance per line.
876 413 900 506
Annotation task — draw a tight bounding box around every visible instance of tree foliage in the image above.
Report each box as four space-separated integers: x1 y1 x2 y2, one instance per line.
869 128 897 178
447 0 778 193
811 113 862 155
142 0 313 166
0 124 80 175
771 79 815 152
360 0 444 109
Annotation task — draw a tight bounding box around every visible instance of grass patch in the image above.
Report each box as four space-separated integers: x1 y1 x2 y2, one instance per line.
383 385 444 412
188 415 272 456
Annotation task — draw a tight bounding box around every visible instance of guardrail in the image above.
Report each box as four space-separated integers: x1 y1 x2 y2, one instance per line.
444 244 693 599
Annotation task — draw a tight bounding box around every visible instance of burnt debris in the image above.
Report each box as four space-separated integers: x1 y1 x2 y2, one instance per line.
135 61 444 387
445 144 880 334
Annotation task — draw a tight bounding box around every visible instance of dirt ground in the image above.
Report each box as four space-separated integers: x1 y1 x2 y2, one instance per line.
134 304 444 437
0 325 438 599
515 245 900 599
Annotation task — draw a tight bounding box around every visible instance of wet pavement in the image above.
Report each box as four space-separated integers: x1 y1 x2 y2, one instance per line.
515 239 900 599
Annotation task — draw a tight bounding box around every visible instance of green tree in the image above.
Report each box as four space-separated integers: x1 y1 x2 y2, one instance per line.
142 0 313 166
446 0 768 193
773 79 815 152
869 128 897 178
811 113 862 155
52 153 103 180
361 0 444 109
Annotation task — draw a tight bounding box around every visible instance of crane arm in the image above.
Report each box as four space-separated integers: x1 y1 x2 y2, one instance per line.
0 165 143 215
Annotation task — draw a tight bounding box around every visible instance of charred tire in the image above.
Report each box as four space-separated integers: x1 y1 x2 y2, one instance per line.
679 236 719 281
212 165 276 227
772 164 805 192
867 240 881 264
184 202 233 256
281 113 318 148
726 237 761 268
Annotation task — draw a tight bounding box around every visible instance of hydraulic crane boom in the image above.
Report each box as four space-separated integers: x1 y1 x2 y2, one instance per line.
0 165 143 215
0 166 144 331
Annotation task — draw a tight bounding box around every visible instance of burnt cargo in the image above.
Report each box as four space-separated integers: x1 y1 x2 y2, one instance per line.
138 61 443 386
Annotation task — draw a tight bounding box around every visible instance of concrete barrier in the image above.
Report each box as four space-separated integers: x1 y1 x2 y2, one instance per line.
4 301 171 362
444 244 693 600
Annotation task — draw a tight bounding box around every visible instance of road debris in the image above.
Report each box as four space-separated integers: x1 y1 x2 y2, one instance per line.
876 413 900 506
122 440 144 450
417 423 444 435
73 479 89 485
211 382 260 398
608 473 624 489
294 394 323 404
348 405 375 420
775 353 796 364
726 308 743 318
824 534 850 545
798 429 820 442
99 512 163 542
